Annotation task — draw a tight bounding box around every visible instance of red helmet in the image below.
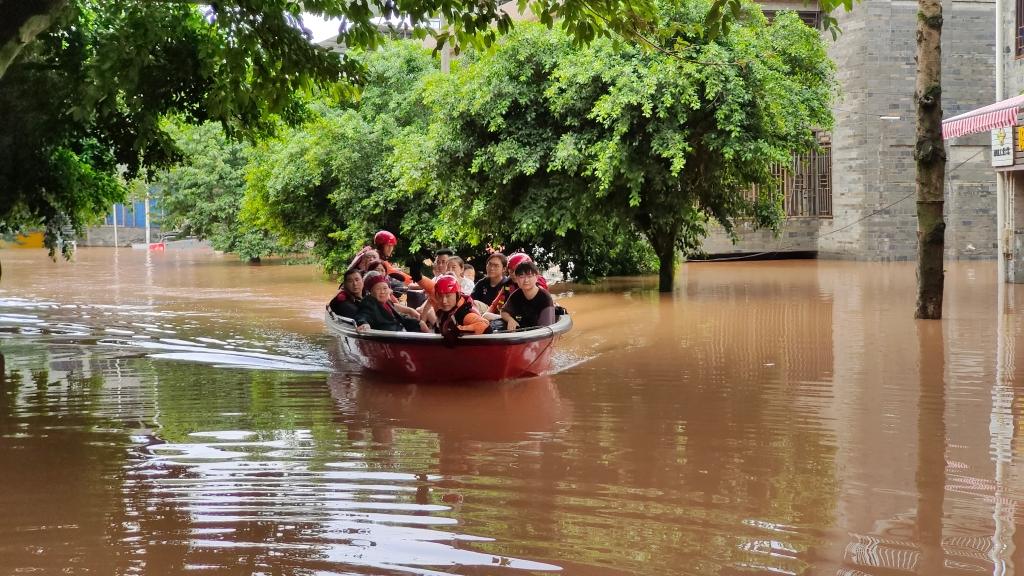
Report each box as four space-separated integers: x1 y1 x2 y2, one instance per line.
506 252 532 275
434 275 460 296
373 230 397 247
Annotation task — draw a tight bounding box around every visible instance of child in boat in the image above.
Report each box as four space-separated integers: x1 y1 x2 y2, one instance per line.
355 274 422 332
500 261 556 330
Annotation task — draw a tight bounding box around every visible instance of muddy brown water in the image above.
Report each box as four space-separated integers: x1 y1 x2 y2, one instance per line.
0 247 1022 575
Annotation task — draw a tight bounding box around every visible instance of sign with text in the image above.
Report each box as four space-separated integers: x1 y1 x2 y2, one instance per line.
993 127 1014 167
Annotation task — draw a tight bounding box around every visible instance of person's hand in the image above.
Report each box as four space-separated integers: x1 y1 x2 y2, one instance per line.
357 323 371 332
505 318 519 331
441 319 462 346
419 320 430 333
401 306 420 320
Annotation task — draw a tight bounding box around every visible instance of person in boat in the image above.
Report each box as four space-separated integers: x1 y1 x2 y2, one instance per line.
431 248 454 278
500 261 556 331
463 262 476 283
472 252 509 307
487 252 548 314
418 274 491 337
329 268 363 318
373 230 414 286
355 273 422 332
346 248 380 275
446 256 475 294
363 259 412 302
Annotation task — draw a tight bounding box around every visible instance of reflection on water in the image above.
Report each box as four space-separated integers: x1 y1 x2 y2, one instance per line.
0 249 1023 574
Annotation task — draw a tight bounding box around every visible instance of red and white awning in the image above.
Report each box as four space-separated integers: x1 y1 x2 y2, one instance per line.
942 94 1024 140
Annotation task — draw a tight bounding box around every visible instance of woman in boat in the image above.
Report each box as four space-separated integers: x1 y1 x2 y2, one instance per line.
346 248 379 275
471 252 509 307
354 274 421 332
500 261 556 331
446 256 475 294
329 268 364 318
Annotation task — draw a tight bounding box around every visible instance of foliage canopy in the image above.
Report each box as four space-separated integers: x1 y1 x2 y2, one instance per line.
426 5 836 290
0 0 658 256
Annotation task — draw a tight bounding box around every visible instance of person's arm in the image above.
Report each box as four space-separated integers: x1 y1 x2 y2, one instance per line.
500 294 520 331
535 291 556 326
353 301 374 331
536 306 556 327
500 310 519 331
459 311 491 334
393 302 420 318
384 260 413 285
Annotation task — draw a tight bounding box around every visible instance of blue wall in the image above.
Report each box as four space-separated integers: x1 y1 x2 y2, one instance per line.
104 198 163 228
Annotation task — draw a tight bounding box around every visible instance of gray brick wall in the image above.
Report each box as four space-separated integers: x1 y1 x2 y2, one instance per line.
700 218 821 255
703 0 998 260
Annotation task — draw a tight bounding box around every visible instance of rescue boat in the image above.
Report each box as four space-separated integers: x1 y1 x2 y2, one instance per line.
325 307 572 382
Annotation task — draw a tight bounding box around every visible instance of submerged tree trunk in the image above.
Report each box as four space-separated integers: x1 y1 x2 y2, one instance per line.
914 0 946 319
650 231 677 293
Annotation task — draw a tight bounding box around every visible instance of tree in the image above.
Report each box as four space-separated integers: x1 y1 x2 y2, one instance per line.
426 9 836 291
156 122 284 262
913 0 945 319
0 0 657 257
243 42 442 273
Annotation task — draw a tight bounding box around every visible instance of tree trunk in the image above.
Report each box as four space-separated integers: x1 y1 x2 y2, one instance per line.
914 0 946 319
652 233 677 293
0 1 67 80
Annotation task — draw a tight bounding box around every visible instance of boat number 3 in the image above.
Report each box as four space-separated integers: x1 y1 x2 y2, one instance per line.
399 350 416 373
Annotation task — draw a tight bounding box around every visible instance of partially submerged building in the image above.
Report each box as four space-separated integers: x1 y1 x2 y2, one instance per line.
703 0 998 262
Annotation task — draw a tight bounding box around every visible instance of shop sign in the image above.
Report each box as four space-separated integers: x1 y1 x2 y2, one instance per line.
992 126 1014 167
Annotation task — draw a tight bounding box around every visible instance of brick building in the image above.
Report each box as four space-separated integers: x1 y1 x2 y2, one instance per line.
703 0 998 262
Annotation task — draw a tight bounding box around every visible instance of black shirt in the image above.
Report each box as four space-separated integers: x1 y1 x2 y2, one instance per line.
472 276 510 305
329 290 361 318
501 288 555 328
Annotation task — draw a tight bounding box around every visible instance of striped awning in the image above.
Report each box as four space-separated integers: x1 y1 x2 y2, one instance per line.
942 94 1024 140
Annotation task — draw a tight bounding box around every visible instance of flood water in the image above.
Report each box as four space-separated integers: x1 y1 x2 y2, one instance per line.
1 247 1022 575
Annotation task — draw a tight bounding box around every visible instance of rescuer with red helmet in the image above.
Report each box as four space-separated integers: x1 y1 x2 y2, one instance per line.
369 229 413 286
415 274 490 337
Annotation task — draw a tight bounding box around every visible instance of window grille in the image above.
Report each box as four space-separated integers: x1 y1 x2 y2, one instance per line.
750 143 833 218
1017 0 1024 58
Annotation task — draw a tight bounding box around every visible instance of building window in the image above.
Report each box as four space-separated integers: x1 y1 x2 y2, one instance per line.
1018 0 1024 58
751 134 833 218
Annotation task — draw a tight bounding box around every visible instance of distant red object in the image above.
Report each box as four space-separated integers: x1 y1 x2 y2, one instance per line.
149 242 165 251
325 309 571 382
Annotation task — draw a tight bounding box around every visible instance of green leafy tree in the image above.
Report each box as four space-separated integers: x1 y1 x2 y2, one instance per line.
243 42 442 273
157 122 283 263
0 0 659 257
243 40 653 279
426 7 836 291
